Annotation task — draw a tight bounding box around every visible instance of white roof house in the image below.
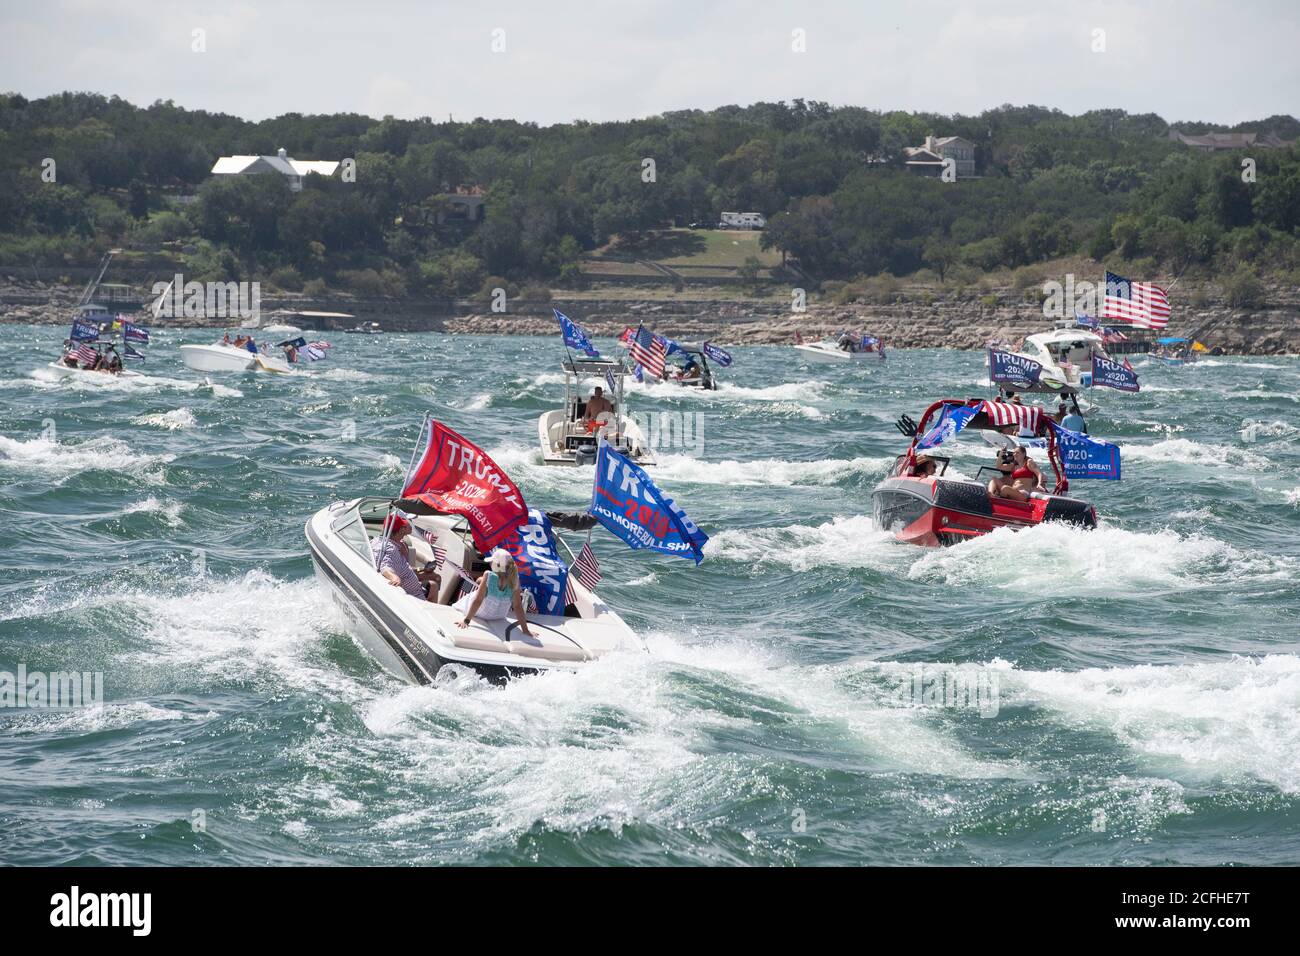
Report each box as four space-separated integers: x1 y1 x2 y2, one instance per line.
210 148 340 191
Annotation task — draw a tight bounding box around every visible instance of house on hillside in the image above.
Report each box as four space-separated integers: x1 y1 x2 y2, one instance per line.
904 134 977 178
210 147 340 192
1166 130 1296 151
438 185 487 224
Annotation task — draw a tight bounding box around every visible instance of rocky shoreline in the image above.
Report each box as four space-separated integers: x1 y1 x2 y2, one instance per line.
2 279 1296 354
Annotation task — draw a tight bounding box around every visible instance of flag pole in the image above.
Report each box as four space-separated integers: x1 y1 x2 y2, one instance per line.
378 413 430 570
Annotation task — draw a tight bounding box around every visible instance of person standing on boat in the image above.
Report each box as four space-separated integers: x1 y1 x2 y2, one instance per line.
454 550 535 638
1060 404 1087 434
371 514 439 602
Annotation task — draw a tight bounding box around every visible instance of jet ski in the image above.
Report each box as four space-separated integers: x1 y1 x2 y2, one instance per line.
872 398 1099 547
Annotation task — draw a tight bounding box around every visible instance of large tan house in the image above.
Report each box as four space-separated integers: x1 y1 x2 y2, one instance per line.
904 135 977 178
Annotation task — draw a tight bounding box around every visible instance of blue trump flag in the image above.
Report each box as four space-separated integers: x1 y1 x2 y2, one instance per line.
1091 354 1140 392
122 321 150 343
988 348 1043 388
916 403 980 450
590 444 707 563
502 508 570 615
554 308 600 358
1048 421 1121 480
702 342 732 367
70 320 99 342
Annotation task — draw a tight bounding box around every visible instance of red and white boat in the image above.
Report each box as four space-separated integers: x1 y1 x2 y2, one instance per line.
872 398 1097 547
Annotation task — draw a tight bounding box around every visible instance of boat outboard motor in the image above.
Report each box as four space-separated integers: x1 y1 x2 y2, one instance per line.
574 445 597 466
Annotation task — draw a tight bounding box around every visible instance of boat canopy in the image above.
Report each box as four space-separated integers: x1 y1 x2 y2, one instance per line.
1157 337 1187 345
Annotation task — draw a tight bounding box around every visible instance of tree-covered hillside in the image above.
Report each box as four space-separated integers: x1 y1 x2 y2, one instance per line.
1 92 1297 297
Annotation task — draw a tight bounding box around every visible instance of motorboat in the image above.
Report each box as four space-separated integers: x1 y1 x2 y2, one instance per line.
872 398 1100 547
659 343 718 389
180 335 293 374
795 332 885 363
537 357 654 466
44 358 143 380
1003 325 1110 393
344 321 384 334
1152 337 1198 366
306 497 639 682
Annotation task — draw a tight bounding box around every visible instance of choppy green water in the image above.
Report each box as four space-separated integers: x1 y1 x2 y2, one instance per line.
1 324 1298 866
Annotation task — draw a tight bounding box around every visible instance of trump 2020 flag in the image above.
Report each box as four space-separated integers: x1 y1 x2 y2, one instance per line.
554 308 600 358
1049 421 1121 480
122 321 150 343
916 403 979 450
501 509 570 616
1091 354 1140 392
397 419 529 552
988 348 1043 389
702 342 732 367
590 444 707 563
70 320 100 342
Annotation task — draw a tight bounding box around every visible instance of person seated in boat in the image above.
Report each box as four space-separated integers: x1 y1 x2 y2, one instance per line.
837 332 854 352
583 386 613 425
370 514 440 602
912 456 938 478
454 550 535 638
222 333 232 346
988 447 1043 502
105 348 123 373
232 334 246 348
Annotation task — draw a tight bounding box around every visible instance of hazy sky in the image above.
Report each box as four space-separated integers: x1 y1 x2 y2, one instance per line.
2 0 1296 126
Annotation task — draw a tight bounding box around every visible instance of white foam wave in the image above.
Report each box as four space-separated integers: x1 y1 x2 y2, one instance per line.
1121 438 1269 469
123 496 184 527
705 515 898 571
907 522 1293 592
0 434 173 483
1240 420 1298 443
653 453 889 487
133 407 197 431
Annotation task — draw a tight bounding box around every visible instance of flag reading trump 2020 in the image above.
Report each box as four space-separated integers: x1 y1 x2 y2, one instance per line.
988 348 1042 389
590 444 707 563
1049 421 1121 481
399 420 528 552
502 509 569 615
1091 354 1140 392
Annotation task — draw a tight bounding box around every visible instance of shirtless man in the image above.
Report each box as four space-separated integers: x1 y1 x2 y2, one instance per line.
584 386 613 423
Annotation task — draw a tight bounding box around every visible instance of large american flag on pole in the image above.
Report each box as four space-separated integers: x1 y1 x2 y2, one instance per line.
72 344 98 366
628 324 667 378
1103 271 1171 329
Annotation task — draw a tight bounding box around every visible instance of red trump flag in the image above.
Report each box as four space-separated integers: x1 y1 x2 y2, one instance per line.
397 420 528 552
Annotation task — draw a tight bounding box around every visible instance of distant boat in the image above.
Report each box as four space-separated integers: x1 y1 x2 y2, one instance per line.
344 321 384 335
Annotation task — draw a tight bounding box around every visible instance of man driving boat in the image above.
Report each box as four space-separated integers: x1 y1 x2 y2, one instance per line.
371 514 440 602
584 386 613 423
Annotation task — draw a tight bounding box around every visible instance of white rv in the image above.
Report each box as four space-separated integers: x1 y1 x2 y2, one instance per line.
719 211 767 230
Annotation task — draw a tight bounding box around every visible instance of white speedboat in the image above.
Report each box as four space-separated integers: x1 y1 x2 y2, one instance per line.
180 340 293 374
306 497 639 682
537 357 654 466
1004 325 1110 394
795 337 885 363
44 359 143 381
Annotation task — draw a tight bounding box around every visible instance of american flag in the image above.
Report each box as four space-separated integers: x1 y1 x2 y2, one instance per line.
1101 327 1129 345
419 530 446 567
1103 271 1171 330
72 344 98 366
563 542 602 605
605 369 617 394
628 325 667 378
447 561 478 586
982 400 1042 432
619 327 635 347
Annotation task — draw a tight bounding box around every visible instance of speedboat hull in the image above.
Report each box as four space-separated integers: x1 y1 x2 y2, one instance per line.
872 476 1096 547
306 502 638 682
180 344 292 374
795 342 881 362
44 361 143 380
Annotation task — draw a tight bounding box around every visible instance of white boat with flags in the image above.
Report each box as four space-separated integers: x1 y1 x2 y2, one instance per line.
307 417 707 683
538 309 654 466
